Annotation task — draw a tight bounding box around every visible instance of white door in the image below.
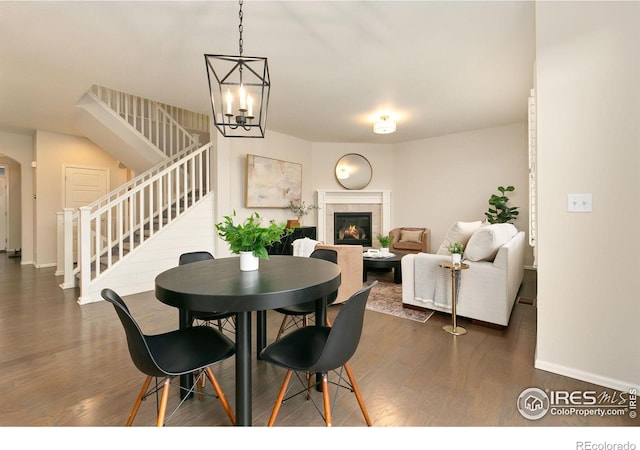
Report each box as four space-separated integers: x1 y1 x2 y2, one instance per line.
64 166 109 262
0 175 6 251
64 166 109 208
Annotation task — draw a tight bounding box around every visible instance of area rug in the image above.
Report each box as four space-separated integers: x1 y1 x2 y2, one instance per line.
365 273 434 323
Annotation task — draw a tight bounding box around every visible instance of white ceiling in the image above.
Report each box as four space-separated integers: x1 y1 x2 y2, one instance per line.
0 1 536 144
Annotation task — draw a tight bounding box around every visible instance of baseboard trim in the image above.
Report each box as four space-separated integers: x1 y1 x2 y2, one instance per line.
534 358 640 392
470 318 505 330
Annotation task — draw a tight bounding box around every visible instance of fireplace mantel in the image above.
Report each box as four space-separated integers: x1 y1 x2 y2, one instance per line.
316 190 391 243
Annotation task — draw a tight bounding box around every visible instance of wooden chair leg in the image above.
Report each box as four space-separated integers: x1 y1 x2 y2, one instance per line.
126 375 152 426
306 371 313 400
344 363 372 426
204 367 236 425
267 370 293 426
156 378 171 427
321 373 332 426
194 369 206 400
275 315 290 341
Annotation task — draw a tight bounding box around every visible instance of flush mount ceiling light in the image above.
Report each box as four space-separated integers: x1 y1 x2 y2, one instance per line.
205 0 270 138
373 115 396 134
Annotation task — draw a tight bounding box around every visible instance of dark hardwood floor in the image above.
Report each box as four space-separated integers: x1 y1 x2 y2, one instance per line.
0 253 636 441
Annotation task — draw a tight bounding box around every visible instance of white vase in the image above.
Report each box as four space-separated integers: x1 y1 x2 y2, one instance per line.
451 253 462 265
239 251 259 271
380 247 390 254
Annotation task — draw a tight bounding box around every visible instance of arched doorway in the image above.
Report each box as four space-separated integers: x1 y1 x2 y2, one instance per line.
0 156 22 256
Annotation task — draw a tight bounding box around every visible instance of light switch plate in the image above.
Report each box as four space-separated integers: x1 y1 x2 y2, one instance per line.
567 193 592 212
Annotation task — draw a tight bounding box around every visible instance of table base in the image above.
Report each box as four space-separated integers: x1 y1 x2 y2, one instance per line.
442 324 467 335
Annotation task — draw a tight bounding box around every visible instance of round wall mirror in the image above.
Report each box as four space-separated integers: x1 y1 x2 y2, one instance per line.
335 153 372 190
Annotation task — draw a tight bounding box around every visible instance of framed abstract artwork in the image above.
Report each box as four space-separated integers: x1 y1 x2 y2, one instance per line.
245 154 302 207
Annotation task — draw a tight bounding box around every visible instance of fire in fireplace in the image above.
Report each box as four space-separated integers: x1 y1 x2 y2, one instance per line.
334 212 372 247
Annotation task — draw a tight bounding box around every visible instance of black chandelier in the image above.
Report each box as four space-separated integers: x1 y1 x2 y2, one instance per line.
205 0 270 138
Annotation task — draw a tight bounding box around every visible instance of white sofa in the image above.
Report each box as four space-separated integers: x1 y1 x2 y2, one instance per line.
401 227 525 327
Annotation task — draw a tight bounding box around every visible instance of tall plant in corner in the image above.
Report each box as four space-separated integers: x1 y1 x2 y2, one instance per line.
485 185 520 224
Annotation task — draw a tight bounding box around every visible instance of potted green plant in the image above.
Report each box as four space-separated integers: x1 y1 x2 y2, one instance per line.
376 234 393 253
447 241 464 265
215 210 293 271
286 200 319 227
485 185 520 224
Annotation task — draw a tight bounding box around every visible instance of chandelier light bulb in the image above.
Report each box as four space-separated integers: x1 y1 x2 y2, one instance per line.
239 85 246 110
248 95 254 117
226 90 232 115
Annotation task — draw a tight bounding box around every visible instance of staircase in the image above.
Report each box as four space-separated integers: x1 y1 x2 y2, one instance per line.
75 85 207 173
58 86 214 304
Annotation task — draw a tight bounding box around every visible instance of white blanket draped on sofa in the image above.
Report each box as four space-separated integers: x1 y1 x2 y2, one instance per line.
413 254 452 308
292 237 321 257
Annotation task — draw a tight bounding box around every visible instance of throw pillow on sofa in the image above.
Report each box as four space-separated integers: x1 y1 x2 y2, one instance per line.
436 220 483 255
464 223 518 262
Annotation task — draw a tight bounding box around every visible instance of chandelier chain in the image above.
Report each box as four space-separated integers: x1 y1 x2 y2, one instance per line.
205 0 269 137
238 0 244 56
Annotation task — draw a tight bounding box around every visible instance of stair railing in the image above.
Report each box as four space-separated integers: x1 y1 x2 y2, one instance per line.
57 142 201 287
90 85 201 158
58 143 211 292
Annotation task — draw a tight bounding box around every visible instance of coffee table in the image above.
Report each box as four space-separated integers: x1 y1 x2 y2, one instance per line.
362 251 405 284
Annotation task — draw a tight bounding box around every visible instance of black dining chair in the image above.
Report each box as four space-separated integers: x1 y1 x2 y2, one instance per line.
101 288 236 426
179 251 237 398
179 251 236 334
260 281 377 426
273 248 338 340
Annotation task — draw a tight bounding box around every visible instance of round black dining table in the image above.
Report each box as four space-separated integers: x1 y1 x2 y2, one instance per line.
155 255 341 426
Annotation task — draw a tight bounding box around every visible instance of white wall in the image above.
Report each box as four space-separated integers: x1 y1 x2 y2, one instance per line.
212 127 532 267
0 130 34 264
212 130 314 257
393 123 532 263
308 133 531 264
34 131 128 267
535 1 640 391
310 142 395 193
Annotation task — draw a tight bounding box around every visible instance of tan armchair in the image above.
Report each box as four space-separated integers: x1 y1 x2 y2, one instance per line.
389 227 430 254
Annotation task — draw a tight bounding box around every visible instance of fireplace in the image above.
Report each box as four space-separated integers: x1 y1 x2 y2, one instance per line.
334 212 372 247
317 190 390 245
